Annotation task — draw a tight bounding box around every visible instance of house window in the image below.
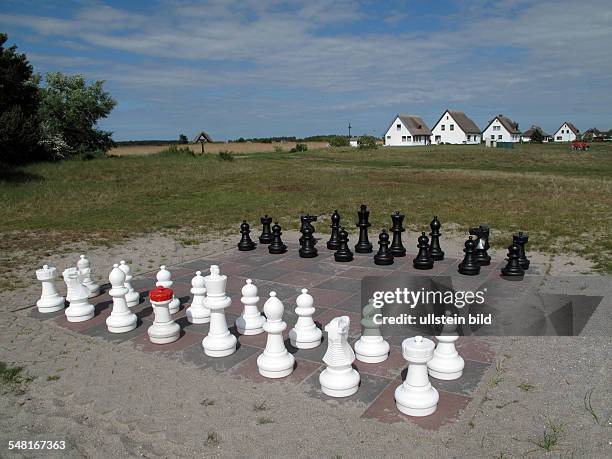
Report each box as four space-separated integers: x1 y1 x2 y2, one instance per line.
467 135 471 141
441 125 445 131
396 124 401 131
402 136 407 142
491 134 495 139
498 135 502 140
450 124 454 131
557 136 562 140
435 135 441 142
386 135 391 140
407 136 412 141
493 126 500 131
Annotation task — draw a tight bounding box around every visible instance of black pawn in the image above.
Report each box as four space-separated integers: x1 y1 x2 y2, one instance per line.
299 224 318 258
513 231 530 270
413 232 434 270
501 243 524 278
374 229 394 265
389 211 406 257
334 227 354 262
470 225 491 266
327 210 341 250
458 236 480 275
259 215 273 244
428 216 445 261
237 220 256 251
268 222 287 254
355 204 373 253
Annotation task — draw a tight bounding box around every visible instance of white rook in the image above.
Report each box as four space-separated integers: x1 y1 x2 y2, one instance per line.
36 265 65 313
148 286 181 344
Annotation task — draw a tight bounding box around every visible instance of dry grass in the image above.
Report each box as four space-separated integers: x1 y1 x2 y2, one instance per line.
109 141 330 156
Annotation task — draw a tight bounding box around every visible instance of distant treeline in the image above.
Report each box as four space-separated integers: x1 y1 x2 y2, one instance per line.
117 135 351 146
115 140 182 146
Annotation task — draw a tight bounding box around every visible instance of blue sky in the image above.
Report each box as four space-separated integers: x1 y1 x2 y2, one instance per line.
1 0 611 140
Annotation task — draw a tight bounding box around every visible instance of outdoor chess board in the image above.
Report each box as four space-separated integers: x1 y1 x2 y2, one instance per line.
26 241 507 430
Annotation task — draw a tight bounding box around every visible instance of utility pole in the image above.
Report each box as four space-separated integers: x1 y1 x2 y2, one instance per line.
348 122 352 139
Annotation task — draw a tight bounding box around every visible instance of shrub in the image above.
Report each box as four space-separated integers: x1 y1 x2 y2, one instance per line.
358 136 377 150
290 143 308 153
274 145 283 153
218 151 234 161
329 137 350 147
158 145 194 156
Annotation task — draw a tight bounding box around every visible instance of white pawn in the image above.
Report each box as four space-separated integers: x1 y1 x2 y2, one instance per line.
106 264 137 333
427 312 464 380
395 336 439 417
201 265 237 357
289 288 322 349
186 271 210 324
119 260 140 308
35 265 65 313
319 316 360 397
257 292 294 378
77 254 100 298
63 267 95 322
354 298 390 363
236 279 265 335
148 286 181 344
156 265 180 314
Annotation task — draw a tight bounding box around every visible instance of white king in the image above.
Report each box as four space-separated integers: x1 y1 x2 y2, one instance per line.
201 265 237 357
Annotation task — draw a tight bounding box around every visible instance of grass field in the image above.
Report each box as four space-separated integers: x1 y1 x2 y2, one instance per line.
109 141 330 156
2 142 611 286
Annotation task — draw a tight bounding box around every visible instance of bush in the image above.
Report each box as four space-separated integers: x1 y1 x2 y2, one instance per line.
218 151 234 161
358 136 377 150
329 137 350 147
158 145 194 156
290 143 308 153
274 145 283 153
178 134 188 144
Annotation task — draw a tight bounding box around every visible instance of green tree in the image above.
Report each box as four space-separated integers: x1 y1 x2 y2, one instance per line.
39 72 116 158
0 33 43 166
329 136 350 147
179 133 189 144
530 128 544 143
358 135 377 150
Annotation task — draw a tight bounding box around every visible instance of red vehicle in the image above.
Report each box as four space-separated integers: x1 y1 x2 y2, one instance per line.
571 141 590 151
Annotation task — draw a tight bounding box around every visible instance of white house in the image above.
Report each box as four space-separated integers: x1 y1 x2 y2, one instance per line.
521 125 552 143
553 122 579 142
482 114 521 143
384 114 432 146
349 137 359 147
431 109 481 144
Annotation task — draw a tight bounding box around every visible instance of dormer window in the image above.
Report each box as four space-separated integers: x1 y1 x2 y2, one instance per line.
396 124 401 131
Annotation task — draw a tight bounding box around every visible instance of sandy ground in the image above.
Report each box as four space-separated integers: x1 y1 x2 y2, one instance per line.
1 230 610 458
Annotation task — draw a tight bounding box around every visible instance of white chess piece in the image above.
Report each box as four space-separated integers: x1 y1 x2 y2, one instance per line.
354 298 390 363
119 260 140 308
77 254 100 297
394 336 439 417
106 264 138 333
63 267 95 322
156 265 180 314
427 312 464 380
148 286 181 344
186 271 210 324
289 288 322 349
319 316 360 397
257 292 295 378
201 265 237 357
236 279 265 335
35 265 65 313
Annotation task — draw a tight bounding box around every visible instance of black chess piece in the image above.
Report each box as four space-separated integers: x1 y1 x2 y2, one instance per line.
458 236 480 275
327 210 341 250
389 211 406 257
428 216 445 261
354 204 373 253
268 222 287 254
501 243 525 278
513 231 530 270
374 229 394 265
299 223 318 258
237 220 256 251
259 215 273 244
299 214 318 246
334 227 354 262
413 232 434 269
469 225 491 266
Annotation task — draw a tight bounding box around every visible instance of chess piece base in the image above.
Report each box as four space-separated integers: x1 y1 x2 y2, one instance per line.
186 307 211 324
458 265 480 275
355 245 373 254
394 384 439 417
299 249 318 258
319 368 360 398
202 334 237 357
374 256 394 266
65 304 94 322
269 245 287 254
148 322 180 344
238 242 256 251
106 314 137 333
86 286 101 298
334 254 354 262
428 367 463 380
169 297 180 314
413 261 434 270
429 252 445 261
355 337 390 363
390 249 406 257
36 297 65 313
257 353 295 378
236 316 265 335
125 291 140 308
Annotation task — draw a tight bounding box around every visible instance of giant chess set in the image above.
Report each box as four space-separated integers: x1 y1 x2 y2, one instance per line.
31 205 527 424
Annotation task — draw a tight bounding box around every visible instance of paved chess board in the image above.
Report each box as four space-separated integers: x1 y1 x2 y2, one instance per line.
27 241 504 430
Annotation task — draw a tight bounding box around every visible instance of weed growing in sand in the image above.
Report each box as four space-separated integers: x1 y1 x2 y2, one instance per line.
518 382 535 392
46 375 60 381
583 388 602 425
206 431 220 447
0 361 33 394
529 420 564 451
489 359 505 387
253 401 267 411
200 398 215 406
256 417 274 425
